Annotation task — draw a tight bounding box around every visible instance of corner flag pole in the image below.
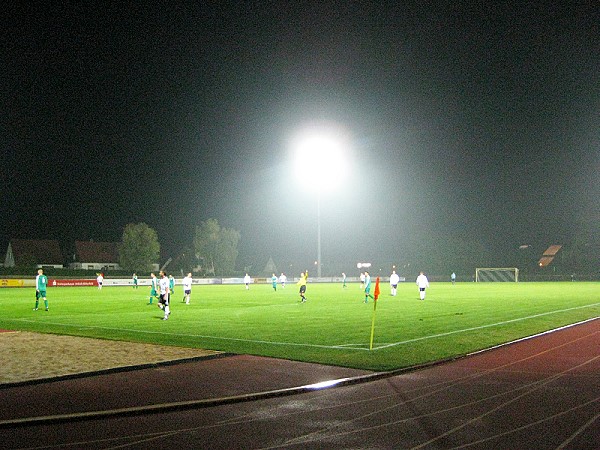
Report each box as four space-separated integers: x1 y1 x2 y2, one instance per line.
369 277 381 350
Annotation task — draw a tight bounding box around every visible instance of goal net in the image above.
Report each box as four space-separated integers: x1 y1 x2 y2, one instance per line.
475 268 519 282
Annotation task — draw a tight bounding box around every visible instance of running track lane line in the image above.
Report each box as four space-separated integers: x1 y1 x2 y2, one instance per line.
262 324 600 448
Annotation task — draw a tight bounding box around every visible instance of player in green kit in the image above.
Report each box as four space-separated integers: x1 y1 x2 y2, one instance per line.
169 274 175 295
148 273 158 305
364 271 373 303
34 268 49 311
271 273 277 291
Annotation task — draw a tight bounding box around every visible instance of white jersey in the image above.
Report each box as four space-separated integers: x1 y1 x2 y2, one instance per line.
390 273 400 285
416 274 429 289
279 274 287 284
182 276 192 291
159 276 170 294
244 275 251 284
97 275 103 284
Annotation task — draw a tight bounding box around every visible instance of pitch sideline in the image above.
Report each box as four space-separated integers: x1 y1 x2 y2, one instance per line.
15 301 600 351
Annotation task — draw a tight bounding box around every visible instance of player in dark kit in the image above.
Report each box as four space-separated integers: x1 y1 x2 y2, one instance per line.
297 271 308 303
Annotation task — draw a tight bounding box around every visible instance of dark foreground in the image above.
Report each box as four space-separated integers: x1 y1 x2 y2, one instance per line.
1 319 598 449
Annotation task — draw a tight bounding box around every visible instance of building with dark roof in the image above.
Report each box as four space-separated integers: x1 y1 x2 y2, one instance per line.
70 241 121 271
4 239 64 268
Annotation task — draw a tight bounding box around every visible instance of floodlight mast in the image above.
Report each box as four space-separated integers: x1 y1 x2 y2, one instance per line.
292 127 350 279
317 192 321 278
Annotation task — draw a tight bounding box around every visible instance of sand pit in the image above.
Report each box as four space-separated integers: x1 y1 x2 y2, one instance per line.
0 331 219 384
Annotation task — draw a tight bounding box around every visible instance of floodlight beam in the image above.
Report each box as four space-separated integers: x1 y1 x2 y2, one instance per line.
291 127 351 279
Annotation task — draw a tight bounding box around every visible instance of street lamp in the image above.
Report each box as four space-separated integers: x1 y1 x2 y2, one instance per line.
293 127 350 278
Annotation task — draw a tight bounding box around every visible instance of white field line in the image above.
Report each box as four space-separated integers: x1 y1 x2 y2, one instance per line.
15 319 367 351
374 303 600 350
15 302 600 352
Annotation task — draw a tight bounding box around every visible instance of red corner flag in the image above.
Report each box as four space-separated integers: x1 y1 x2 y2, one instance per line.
369 276 381 350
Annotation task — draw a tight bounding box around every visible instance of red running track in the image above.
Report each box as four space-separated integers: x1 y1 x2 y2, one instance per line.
1 318 598 449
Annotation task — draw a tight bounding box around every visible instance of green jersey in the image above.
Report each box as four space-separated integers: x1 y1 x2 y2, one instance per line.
36 274 48 291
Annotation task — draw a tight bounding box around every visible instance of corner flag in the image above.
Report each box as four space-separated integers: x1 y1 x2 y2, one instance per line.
369 277 381 350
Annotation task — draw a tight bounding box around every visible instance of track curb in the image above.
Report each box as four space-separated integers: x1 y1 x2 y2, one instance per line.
0 352 233 390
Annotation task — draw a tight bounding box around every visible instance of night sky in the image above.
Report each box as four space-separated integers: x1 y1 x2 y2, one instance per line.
2 3 598 274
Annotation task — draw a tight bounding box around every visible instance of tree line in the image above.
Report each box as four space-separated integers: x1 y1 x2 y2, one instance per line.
119 219 240 276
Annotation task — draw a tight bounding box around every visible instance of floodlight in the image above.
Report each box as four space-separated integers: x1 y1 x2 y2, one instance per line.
292 129 350 193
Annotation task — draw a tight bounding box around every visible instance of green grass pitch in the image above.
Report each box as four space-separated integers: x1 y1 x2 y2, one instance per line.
1 282 599 371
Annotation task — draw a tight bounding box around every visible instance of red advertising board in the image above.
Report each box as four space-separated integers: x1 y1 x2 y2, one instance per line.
48 279 97 287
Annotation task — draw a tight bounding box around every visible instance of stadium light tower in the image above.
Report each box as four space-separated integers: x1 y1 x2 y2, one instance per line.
292 127 350 278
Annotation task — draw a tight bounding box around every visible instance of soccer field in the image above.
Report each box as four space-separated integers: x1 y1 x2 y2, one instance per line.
2 282 599 371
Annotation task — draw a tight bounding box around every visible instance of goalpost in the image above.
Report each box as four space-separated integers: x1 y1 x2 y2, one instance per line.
475 268 519 282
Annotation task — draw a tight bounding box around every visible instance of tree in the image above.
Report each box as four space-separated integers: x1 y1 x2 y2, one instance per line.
193 218 220 275
215 227 241 275
119 223 160 273
169 247 196 275
193 218 241 276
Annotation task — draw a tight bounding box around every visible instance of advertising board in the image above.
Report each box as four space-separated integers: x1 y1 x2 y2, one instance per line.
49 279 96 287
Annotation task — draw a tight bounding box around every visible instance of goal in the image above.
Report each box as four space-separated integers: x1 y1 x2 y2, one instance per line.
475 268 519 282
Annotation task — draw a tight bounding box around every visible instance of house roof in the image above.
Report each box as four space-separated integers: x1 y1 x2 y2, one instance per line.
9 239 63 264
542 245 562 256
75 241 119 263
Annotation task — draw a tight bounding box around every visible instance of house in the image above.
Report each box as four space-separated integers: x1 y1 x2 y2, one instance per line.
4 239 64 268
70 241 121 271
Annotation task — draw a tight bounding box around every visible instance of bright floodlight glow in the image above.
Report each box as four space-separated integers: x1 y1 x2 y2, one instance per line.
292 128 350 192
